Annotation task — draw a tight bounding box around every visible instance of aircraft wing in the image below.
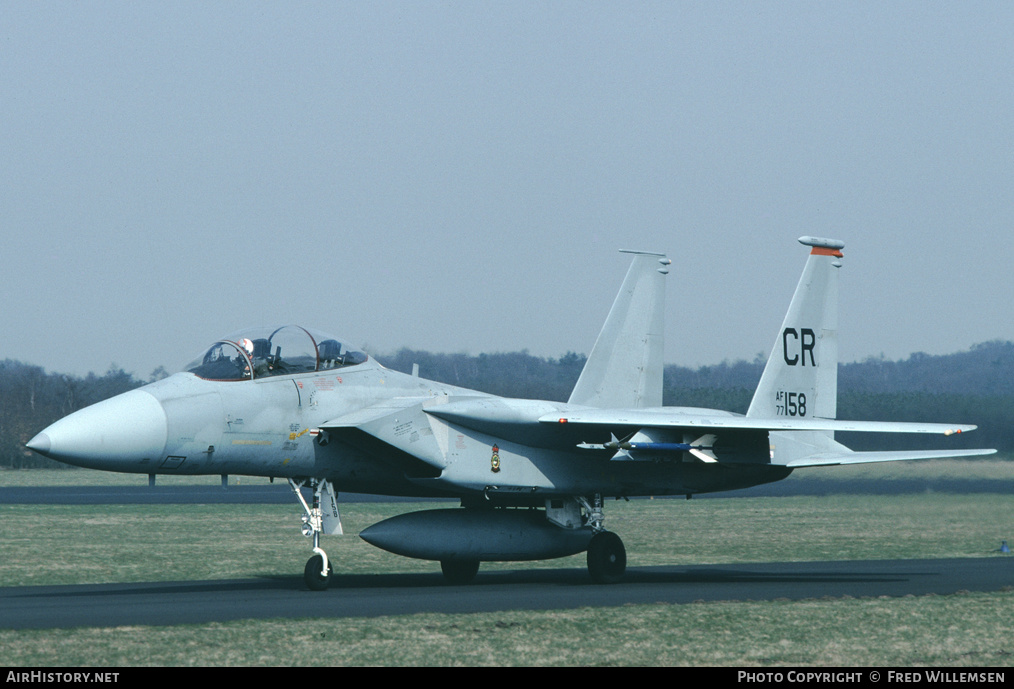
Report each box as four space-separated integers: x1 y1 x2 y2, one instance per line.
535 407 994 466
538 408 978 436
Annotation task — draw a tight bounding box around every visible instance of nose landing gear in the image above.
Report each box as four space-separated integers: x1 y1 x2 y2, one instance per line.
289 478 342 591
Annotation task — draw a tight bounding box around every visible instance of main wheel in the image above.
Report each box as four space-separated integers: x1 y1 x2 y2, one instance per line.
440 559 480 585
304 553 333 591
587 531 626 584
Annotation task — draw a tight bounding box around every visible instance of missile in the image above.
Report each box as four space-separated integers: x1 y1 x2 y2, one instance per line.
578 440 693 452
577 438 718 462
360 508 594 562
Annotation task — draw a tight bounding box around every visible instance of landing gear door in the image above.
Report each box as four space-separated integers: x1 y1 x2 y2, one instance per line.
320 481 343 535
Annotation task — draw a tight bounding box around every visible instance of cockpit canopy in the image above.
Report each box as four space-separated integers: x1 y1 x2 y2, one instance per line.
183 325 368 381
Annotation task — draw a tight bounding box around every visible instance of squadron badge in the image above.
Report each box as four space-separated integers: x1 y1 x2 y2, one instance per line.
490 444 501 473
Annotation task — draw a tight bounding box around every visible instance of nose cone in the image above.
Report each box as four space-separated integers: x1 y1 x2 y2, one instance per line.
27 389 168 471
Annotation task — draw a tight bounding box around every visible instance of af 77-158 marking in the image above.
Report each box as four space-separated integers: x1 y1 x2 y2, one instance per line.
28 237 994 589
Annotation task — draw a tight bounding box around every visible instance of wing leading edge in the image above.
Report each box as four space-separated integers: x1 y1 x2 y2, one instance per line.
540 409 978 436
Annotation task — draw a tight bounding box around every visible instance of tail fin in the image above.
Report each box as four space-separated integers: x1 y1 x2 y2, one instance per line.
747 237 843 421
568 251 670 408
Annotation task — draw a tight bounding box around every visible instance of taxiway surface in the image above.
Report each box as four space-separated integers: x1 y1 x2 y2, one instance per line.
1 557 1010 630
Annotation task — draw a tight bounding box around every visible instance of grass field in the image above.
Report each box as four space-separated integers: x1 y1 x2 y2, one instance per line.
1 463 1012 666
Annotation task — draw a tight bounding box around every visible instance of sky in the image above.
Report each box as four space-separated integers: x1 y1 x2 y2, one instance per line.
3 2 1013 379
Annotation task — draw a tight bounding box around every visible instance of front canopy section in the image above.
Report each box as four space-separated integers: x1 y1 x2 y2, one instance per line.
184 325 368 381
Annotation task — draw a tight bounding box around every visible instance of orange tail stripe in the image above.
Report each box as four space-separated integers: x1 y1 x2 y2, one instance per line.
811 247 844 257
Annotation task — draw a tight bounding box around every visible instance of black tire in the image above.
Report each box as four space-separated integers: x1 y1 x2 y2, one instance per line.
440 559 480 585
587 531 626 584
304 554 333 591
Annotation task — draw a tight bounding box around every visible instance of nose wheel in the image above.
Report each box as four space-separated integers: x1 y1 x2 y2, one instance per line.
304 553 333 591
289 478 342 591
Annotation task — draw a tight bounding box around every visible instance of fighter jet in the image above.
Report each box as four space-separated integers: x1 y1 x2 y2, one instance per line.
27 237 994 590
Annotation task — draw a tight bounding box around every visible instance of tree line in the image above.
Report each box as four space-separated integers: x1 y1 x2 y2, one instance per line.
3 340 1012 469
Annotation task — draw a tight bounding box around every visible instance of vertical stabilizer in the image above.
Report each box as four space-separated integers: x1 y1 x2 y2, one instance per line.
747 237 843 421
568 251 670 408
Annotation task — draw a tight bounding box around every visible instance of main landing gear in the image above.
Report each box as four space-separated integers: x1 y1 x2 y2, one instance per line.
587 531 626 584
440 559 481 585
289 478 342 591
579 494 627 584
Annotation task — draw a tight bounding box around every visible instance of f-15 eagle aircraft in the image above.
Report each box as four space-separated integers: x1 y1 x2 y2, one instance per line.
27 237 994 590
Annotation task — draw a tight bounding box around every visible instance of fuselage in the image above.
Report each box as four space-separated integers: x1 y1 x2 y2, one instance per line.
28 354 791 502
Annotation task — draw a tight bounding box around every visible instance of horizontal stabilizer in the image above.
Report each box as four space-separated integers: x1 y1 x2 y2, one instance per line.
786 448 997 467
